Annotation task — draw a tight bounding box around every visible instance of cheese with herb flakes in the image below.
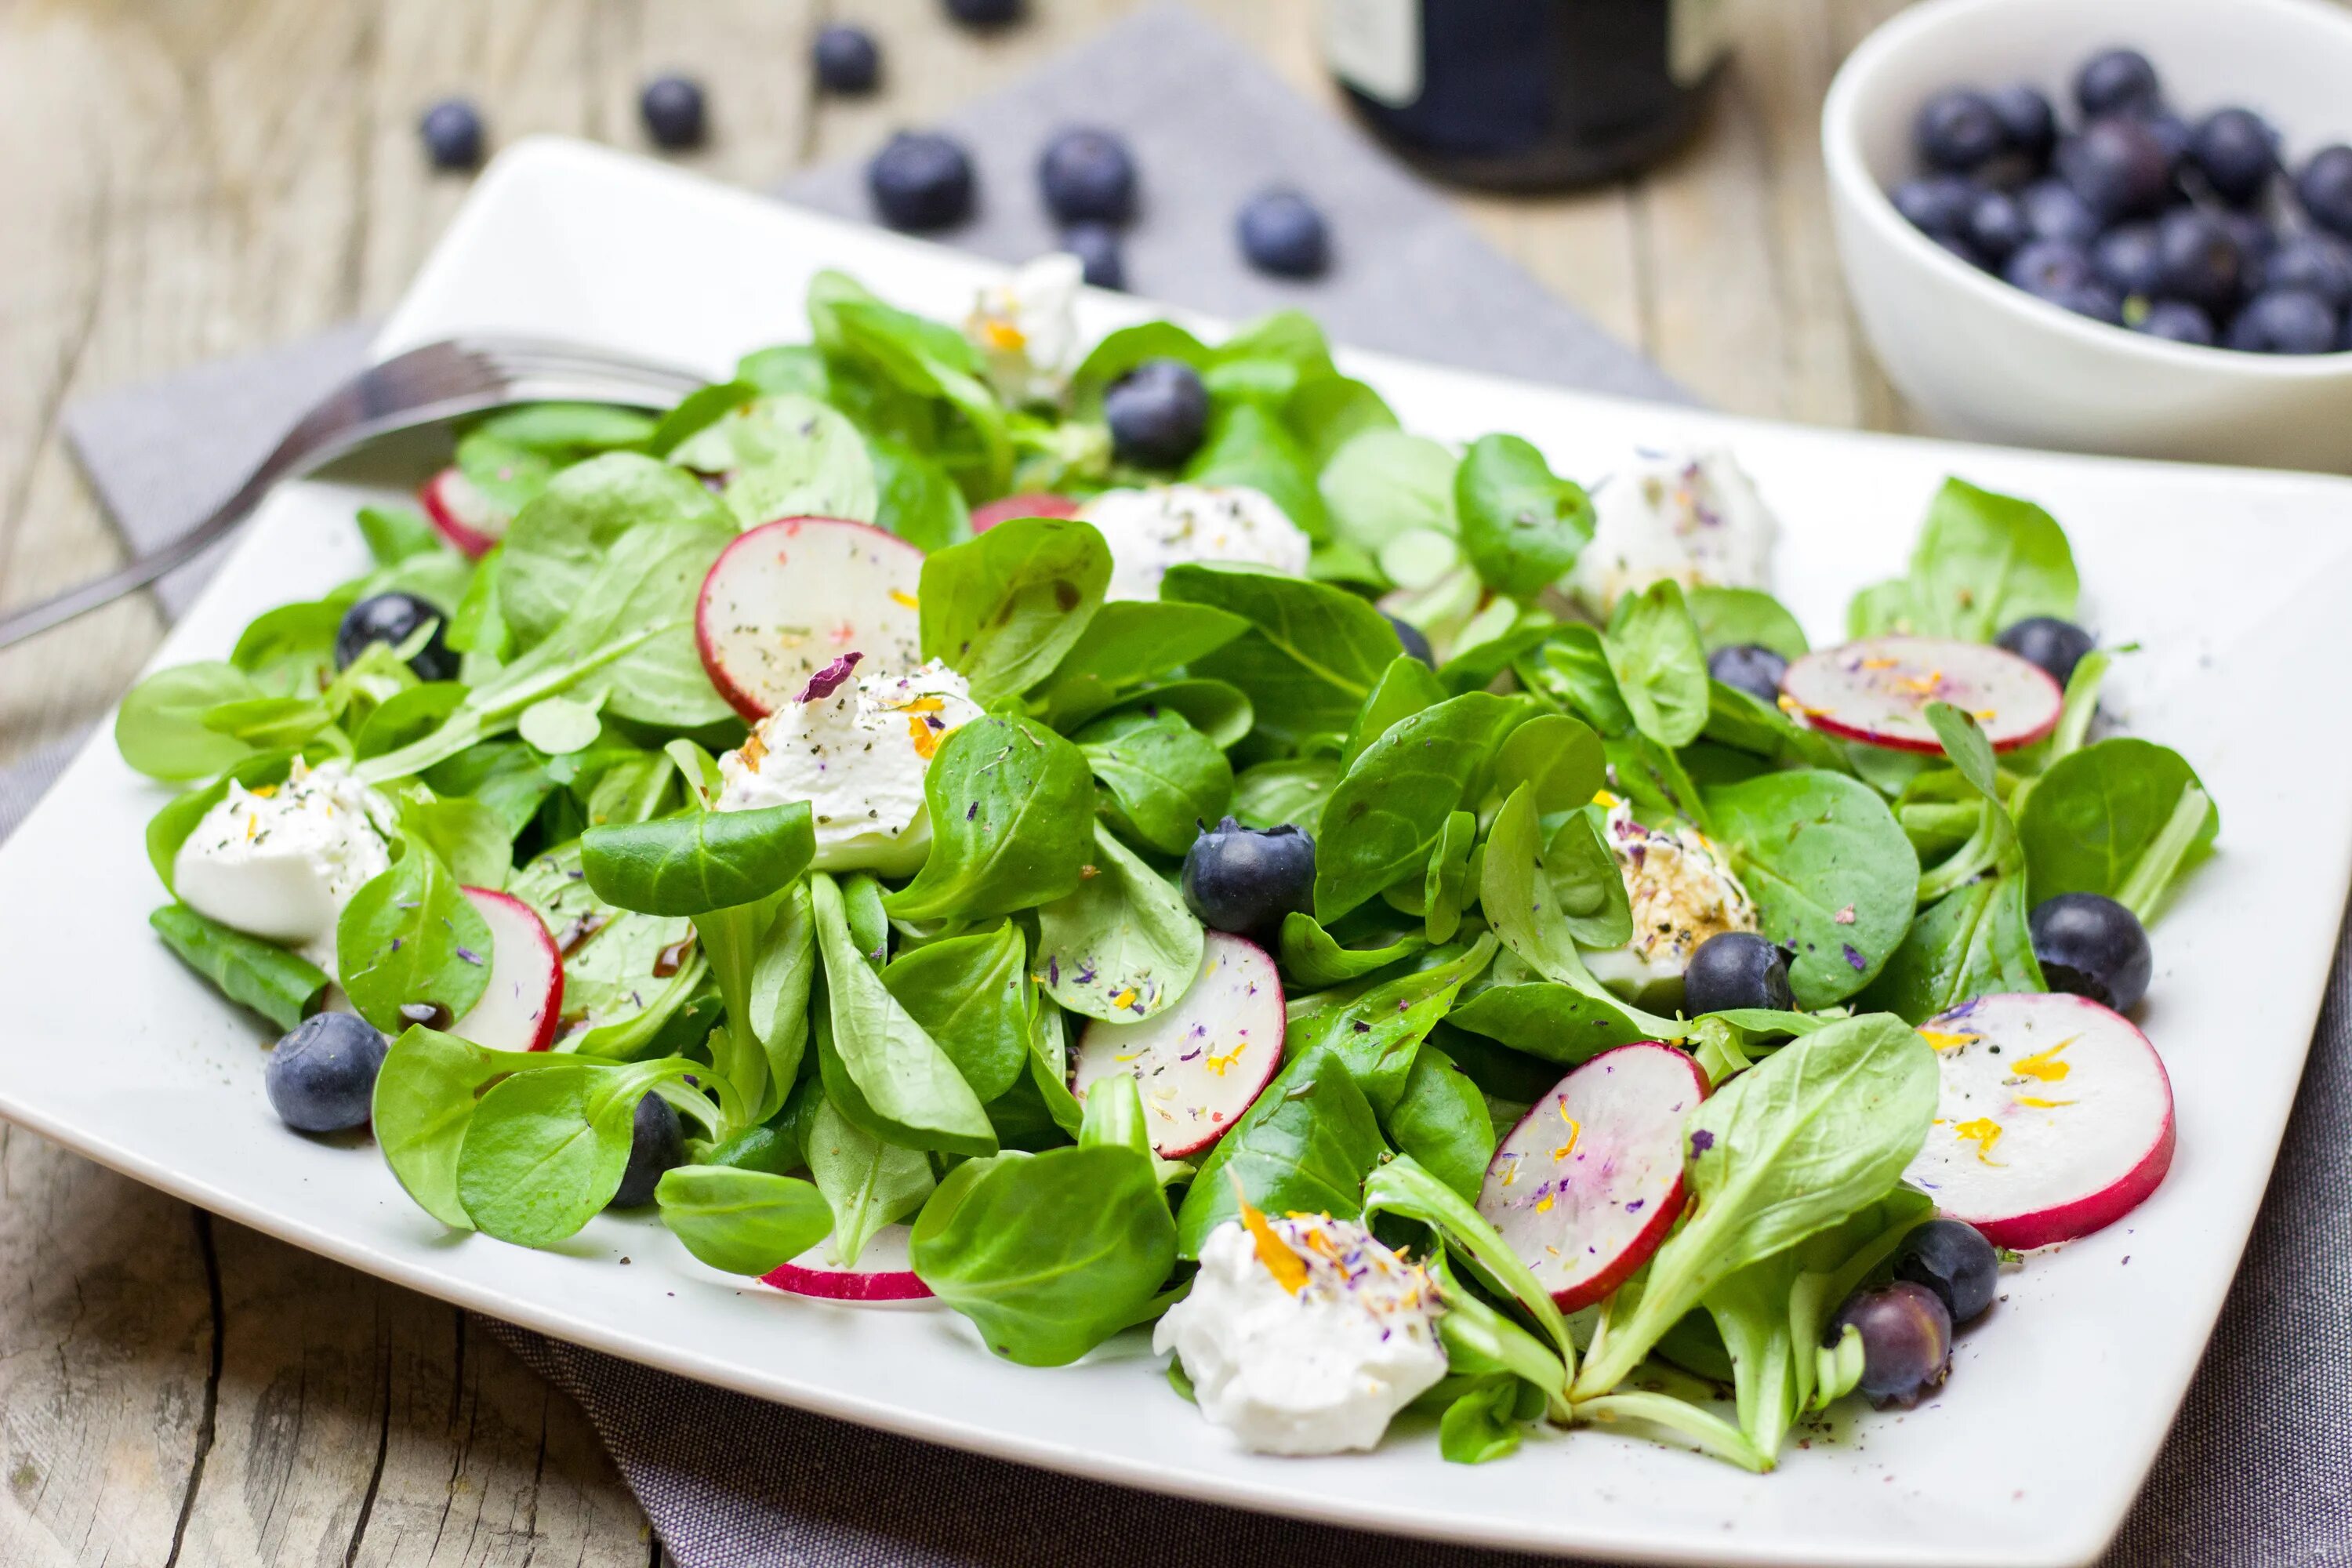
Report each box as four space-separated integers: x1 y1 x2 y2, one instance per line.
1572 446 1777 615
172 759 397 976
1079 484 1313 601
964 252 1083 406
1579 797 1760 996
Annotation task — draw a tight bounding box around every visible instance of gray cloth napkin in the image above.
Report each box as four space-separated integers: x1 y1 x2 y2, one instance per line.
19 8 2350 1566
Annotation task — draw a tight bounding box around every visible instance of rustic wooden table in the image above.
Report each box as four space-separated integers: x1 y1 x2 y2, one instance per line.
0 2 1916 1561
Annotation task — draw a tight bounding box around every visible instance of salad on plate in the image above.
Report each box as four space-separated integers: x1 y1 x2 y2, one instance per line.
114 255 2220 1472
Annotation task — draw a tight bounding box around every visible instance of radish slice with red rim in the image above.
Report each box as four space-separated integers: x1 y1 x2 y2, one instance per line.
761 1224 937 1307
1904 992 2175 1250
1477 1042 1709 1311
452 887 564 1052
1070 933 1284 1160
970 492 1079 532
694 517 924 721
1780 635 2063 753
419 468 511 560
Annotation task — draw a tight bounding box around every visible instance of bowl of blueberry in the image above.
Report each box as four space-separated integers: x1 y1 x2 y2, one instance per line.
1824 0 2352 473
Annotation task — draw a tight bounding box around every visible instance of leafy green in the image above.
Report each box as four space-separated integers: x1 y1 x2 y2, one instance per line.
1688 586 1809 660
116 662 267 781
803 1094 936 1265
1033 601 1248 727
655 1166 834 1276
919 517 1111 705
1174 1047 1386 1256
1283 936 1497 1115
1318 430 1457 553
148 903 327 1031
1338 654 1446 771
1074 708 1232 855
497 452 734 649
1165 564 1403 749
670 394 878 526
1491 713 1606 815
881 920 1031 1101
1230 757 1337 833
1183 401 1329 541
336 840 494 1033
1035 823 1204 1022
579 803 815 916
1279 912 1427 988
883 716 1094 922
456 1057 702 1244
371 1026 558 1229
1853 478 2080 643
1704 771 1919 1006
1386 1044 1497 1202
2017 738 2219 909
1604 581 1711 749
1313 691 1523 922
1479 786 1632 984
1454 434 1593 596
695 879 816 1120
1860 873 2043 1024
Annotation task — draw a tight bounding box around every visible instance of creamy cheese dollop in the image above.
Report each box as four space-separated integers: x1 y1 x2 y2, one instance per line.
1579 797 1760 996
172 759 397 975
1079 484 1313 601
1571 446 1777 616
715 657 984 877
965 252 1083 406
1154 1210 1448 1456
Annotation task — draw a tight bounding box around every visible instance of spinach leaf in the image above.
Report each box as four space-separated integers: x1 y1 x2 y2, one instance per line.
371 1025 557 1229
1479 786 1632 981
116 662 267 781
1035 823 1205 1022
1440 1377 1530 1465
1314 691 1523 923
1033 601 1248 727
399 789 513 891
1704 771 1919 1005
1700 681 1851 772
1317 430 1457 553
866 435 967 550
1164 564 1402 749
812 278 1012 492
1604 580 1711 749
1688 586 1809 660
1905 478 2079 642
1183 402 1329 541
1604 731 1715 832
1338 654 1446 771
1074 708 1233 854
232 601 347 695
1283 373 1398 467
804 1094 936 1266
1174 1047 1385 1256
670 394 879 526
919 517 1111 706
580 803 815 916
497 453 734 649
149 903 328 1031
336 840 494 1033
1090 678 1255 750
655 1166 834 1276
425 742 556 839
456 1057 698 1244
695 879 816 1120
2017 738 2219 909
356 683 470 761
357 506 445 567
509 840 695 1045
1529 626 1635 736
1448 975 1680 1065
1387 1044 1497 1202
882 920 1030 1101
645 378 760 458
1492 713 1606 815
1423 808 1479 944
1360 1153 1575 1366
1282 935 1495 1116
1278 913 1428 988
883 716 1094 922
1859 873 2043 1025
1454 434 1594 597
1231 757 1337 833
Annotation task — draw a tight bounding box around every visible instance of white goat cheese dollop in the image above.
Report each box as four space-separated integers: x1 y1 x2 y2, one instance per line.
172 759 397 975
1079 484 1313 601
965 252 1083 405
1572 446 1777 615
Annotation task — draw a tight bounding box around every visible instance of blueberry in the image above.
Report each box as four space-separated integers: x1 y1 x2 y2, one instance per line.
1994 614 2094 687
2296 146 2352 238
2056 118 2175 223
2004 238 2096 303
639 74 706 150
1183 817 1315 939
1038 126 1137 224
1707 642 1788 706
2187 108 2277 206
2217 210 2280 281
1385 613 1436 666
1102 358 1208 467
1891 174 1978 238
266 1012 389 1134
609 1092 685 1208
1060 222 1126 290
336 591 457 682
2060 280 2127 325
2342 311 2352 353
2225 288 2342 354
2153 208 2249 315
2261 234 2352 310
2135 299 2216 346
2029 892 2154 1013
2090 223 2162 296
1829 1281 1953 1407
1987 84 2057 169
1915 89 2007 174
1681 931 1794 1015
2141 110 2193 169
419 98 485 171
2019 180 2101 246
813 25 880 94
1236 189 1331 278
1963 190 2030 265
1894 1219 2001 1327
944 0 1022 25
866 131 975 231
2072 48 2161 119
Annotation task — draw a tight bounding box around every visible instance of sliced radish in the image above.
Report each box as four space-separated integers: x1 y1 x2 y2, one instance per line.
1780 635 2062 753
1904 992 2174 1250
694 517 925 721
418 467 513 559
1070 933 1284 1160
761 1224 938 1307
970 492 1079 532
452 887 564 1052
1478 1043 1709 1311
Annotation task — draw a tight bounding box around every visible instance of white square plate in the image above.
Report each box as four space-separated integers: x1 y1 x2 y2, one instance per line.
5 137 2349 1567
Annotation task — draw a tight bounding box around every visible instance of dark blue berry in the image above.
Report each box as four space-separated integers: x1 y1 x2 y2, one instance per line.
610 1092 685 1208
2056 118 2175 223
2091 223 2162 296
639 74 706 149
1995 615 2094 686
2218 210 2279 281
2005 238 2096 302
1895 1219 2000 1327
2135 299 2215 346
2261 234 2352 310
2187 108 2277 207
866 131 975 230
2141 111 2192 168
2029 892 2154 1013
2298 146 2352 239
1060 222 1126 290
1830 1281 1952 1407
267 1013 388 1133
813 25 880 93
944 0 1022 25
1987 84 2057 169
2020 180 2101 246
1707 643 1788 706
2063 281 2126 325
1182 817 1315 940
1963 190 2030 265
2073 48 2161 119
2154 208 2249 315
1682 931 1794 1015
1236 189 1331 278
2226 289 2341 354
1103 358 1207 467
1385 614 1436 667
1038 126 1136 224
336 592 457 682
1891 175 1977 238
419 99 485 171
1915 89 2007 173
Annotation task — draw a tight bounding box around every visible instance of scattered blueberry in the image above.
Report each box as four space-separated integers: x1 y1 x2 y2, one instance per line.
2153 207 2249 315
1892 175 1978 238
1829 1281 1953 1407
1707 643 1788 706
1236 189 1331 278
1181 817 1315 940
2073 48 2161 119
2005 238 2098 303
1915 88 2007 173
336 592 457 682
639 74 706 150
610 1092 685 1208
2090 223 2162 297
944 0 1022 25
2029 892 2154 1013
419 98 485 171
2019 180 2101 246
2298 146 2352 239
2187 107 2277 206
1386 613 1436 666
2135 299 2216 346
2261 234 2352 310
266 1013 389 1134
1962 190 2030 265
2056 118 2175 223
1681 931 1794 1015
1987 83 2058 169
1894 1220 2001 1328
1038 126 1137 224
1995 614 2094 687
866 131 975 230
813 25 881 94
1103 358 1208 466
2226 288 2342 354
1060 222 1126 290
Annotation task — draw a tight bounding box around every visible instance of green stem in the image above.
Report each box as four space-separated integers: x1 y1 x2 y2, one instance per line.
2116 785 2211 927
1575 1392 1772 1472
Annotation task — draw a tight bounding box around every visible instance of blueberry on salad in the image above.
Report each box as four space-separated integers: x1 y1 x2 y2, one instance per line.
419 98 485 171
638 74 707 150
1103 358 1208 467
1060 221 1126 290
1894 1218 2001 1327
1707 642 1788 706
1682 931 1794 1015
2029 892 2154 1013
1994 615 2094 686
1236 189 1330 278
336 591 457 682
1038 126 1137 224
609 1092 685 1209
867 131 975 231
813 25 880 94
266 1013 389 1134
1385 613 1436 667
1831 1281 1954 1406
1181 818 1313 939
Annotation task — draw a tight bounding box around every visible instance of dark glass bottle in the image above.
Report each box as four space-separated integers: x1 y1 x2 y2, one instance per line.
1323 0 1730 191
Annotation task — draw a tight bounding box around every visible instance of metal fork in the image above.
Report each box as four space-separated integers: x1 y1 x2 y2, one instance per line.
0 335 712 651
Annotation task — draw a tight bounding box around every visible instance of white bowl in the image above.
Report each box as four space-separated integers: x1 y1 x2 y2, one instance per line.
1824 0 2352 473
